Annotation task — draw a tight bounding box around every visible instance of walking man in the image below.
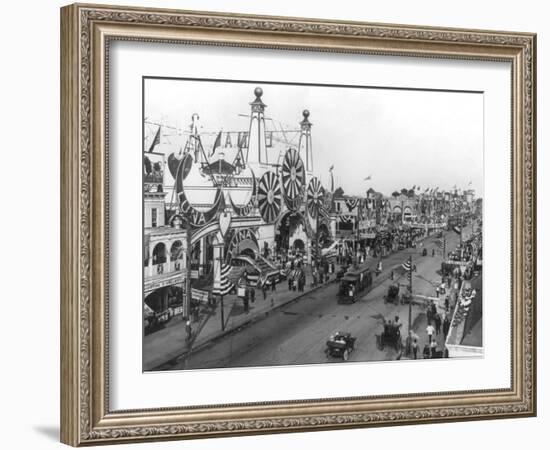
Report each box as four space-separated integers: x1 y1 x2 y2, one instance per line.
434 313 442 335
443 315 451 337
185 318 192 342
426 321 435 344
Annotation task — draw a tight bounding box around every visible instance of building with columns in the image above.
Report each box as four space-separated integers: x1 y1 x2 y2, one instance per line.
143 156 187 317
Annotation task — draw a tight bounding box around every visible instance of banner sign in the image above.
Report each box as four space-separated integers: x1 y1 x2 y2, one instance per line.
191 288 210 303
360 232 376 239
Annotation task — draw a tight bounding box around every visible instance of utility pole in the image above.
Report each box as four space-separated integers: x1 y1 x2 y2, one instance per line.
407 254 413 337
405 254 413 356
184 219 192 320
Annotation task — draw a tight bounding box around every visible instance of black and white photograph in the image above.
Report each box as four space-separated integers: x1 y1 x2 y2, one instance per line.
142 79 483 371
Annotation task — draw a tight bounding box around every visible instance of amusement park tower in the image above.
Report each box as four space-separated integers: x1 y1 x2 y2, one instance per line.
247 87 268 166
298 109 314 175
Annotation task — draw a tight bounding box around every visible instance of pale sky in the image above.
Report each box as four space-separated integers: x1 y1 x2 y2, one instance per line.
144 78 483 198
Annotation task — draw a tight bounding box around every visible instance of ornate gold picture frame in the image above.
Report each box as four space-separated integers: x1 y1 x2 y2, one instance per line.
60 3 536 446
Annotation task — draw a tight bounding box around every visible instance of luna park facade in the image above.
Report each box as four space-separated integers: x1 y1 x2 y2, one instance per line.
143 86 480 323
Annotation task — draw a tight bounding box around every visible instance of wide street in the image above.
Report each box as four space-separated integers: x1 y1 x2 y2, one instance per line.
171 229 463 370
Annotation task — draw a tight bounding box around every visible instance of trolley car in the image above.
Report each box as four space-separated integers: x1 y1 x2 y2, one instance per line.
337 265 373 303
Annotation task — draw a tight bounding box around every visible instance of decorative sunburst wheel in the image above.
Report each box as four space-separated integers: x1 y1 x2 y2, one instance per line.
257 171 282 223
281 148 305 210
307 177 325 218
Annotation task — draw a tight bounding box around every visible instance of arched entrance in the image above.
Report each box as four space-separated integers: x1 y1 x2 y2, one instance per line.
275 211 309 254
293 239 305 252
236 238 259 258
240 247 256 258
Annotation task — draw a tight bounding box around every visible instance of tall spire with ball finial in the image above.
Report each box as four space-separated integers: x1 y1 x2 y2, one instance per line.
298 109 313 174
246 87 268 166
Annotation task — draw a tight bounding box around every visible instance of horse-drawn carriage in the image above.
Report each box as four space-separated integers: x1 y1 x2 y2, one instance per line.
384 283 400 304
377 321 402 351
325 332 356 361
400 289 413 304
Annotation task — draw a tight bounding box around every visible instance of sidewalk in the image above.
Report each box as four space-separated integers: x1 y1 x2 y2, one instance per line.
402 278 460 360
143 265 341 370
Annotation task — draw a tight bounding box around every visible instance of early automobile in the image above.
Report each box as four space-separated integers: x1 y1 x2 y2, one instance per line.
325 331 357 361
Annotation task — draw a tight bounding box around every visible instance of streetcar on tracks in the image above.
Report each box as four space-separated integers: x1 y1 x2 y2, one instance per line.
337 264 373 303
